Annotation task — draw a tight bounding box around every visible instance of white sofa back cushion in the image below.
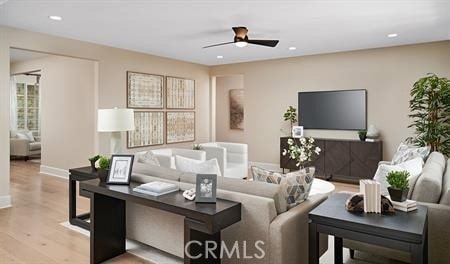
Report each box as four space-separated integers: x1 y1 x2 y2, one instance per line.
175 155 222 176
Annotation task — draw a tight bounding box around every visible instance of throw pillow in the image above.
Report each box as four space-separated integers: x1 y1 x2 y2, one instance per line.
175 155 222 177
251 166 314 207
25 131 35 142
137 151 160 166
16 132 29 140
391 142 430 165
373 157 424 198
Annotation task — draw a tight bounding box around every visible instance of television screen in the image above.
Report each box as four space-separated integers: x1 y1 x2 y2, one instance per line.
298 89 366 130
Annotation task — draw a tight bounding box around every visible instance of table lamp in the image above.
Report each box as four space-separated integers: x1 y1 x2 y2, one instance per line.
98 108 134 154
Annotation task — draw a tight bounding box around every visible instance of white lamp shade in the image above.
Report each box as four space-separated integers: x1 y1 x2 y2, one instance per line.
98 108 135 132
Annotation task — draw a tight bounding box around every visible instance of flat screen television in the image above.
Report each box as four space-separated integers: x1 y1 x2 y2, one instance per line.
298 89 367 130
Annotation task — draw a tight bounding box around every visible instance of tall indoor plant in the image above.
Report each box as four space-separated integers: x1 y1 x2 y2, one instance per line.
407 74 450 156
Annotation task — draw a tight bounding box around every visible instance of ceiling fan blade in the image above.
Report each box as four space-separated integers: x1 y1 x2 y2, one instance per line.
202 41 234 49
247 39 279 47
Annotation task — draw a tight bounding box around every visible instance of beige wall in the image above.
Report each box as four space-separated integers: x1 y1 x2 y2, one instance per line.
215 75 245 143
0 26 211 204
11 55 97 169
211 41 450 164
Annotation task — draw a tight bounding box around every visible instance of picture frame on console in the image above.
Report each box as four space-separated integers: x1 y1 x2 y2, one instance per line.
107 155 135 185
292 126 304 138
195 174 217 203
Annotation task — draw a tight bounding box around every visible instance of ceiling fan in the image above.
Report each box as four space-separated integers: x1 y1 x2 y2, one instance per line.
203 27 279 49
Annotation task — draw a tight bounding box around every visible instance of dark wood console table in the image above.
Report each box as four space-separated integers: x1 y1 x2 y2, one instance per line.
280 137 382 183
79 179 241 264
68 166 99 230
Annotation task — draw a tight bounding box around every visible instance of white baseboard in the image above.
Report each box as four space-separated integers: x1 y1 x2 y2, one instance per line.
248 161 282 172
0 195 12 209
40 165 69 179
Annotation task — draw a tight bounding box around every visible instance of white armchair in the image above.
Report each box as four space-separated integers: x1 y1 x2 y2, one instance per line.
10 135 41 161
201 142 248 179
146 148 206 169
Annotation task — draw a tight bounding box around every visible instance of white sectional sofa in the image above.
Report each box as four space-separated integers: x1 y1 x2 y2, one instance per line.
127 161 329 263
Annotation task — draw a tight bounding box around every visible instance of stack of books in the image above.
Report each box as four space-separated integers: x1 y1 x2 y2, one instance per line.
389 199 417 212
133 181 178 196
360 180 381 213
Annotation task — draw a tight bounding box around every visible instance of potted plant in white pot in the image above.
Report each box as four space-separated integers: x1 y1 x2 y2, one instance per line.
386 170 410 202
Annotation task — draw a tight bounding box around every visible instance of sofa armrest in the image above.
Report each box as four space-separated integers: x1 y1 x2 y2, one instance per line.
10 138 30 156
269 194 328 264
418 202 450 263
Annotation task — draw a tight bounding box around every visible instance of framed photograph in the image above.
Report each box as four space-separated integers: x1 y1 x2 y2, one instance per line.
195 174 217 203
127 71 164 108
127 111 164 148
166 76 195 109
107 155 135 185
166 111 195 144
292 126 304 138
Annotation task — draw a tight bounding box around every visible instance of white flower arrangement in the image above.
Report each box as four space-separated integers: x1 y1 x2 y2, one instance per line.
283 137 321 168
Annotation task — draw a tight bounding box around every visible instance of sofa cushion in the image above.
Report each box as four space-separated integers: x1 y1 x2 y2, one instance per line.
132 162 182 182
252 166 314 207
174 155 222 176
439 159 450 205
180 172 288 214
137 151 160 166
373 157 424 197
411 152 446 203
391 142 430 165
29 142 41 151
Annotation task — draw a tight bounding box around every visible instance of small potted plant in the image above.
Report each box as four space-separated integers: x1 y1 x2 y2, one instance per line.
97 156 111 183
88 154 100 171
283 106 298 136
386 170 410 202
358 130 367 141
193 144 202 150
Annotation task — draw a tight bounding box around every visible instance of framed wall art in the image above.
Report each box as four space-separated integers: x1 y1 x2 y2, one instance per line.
127 111 164 148
166 76 195 109
229 89 244 130
166 111 195 144
127 71 164 108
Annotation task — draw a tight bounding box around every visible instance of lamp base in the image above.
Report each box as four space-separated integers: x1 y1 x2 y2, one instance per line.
110 131 122 154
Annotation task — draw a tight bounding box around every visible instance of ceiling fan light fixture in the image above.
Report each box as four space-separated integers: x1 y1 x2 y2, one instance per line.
235 41 248 48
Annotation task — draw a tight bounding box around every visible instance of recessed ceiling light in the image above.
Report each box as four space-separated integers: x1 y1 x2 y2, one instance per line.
216 55 223 59
288 47 297 51
235 41 248 48
387 33 398 38
49 15 62 21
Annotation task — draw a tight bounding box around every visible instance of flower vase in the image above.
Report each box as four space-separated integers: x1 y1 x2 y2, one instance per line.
285 166 315 205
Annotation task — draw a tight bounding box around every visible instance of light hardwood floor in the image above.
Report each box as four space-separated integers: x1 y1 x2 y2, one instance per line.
1 161 358 264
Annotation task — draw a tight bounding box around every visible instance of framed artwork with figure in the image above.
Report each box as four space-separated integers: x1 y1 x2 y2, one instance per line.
107 155 134 185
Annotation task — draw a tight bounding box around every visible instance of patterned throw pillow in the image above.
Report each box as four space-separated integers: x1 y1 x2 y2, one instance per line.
251 166 314 207
138 151 161 166
391 142 430 165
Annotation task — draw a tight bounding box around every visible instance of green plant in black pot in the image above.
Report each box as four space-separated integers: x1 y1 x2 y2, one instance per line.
386 170 410 202
193 144 202 150
88 154 100 171
97 156 111 183
358 130 367 141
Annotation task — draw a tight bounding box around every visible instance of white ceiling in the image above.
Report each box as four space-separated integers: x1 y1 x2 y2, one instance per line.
1 0 449 66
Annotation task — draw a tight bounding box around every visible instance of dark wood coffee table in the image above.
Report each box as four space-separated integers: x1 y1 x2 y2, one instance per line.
309 193 428 264
79 179 241 264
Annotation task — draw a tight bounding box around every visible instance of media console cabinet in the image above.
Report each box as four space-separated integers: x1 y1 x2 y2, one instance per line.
280 137 382 184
